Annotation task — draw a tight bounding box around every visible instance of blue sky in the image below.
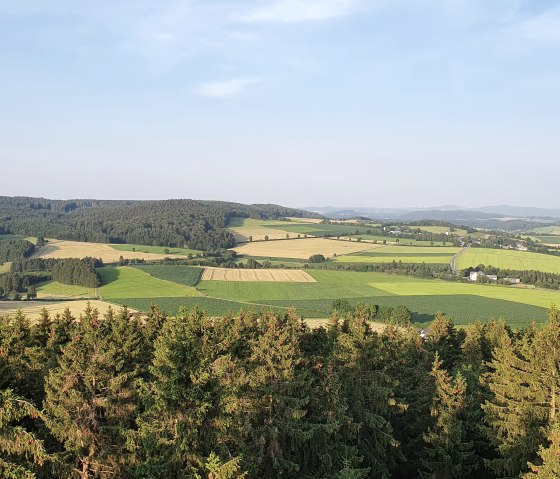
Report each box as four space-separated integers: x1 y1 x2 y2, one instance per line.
1 0 559 208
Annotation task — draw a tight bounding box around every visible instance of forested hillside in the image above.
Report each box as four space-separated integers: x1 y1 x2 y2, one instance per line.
2 304 560 478
0 197 319 250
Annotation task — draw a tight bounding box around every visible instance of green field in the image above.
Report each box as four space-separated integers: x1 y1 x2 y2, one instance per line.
530 226 560 235
534 235 560 245
415 226 468 236
130 264 203 286
110 244 201 256
352 235 448 246
117 293 549 329
37 281 94 298
97 266 202 299
455 248 560 273
332 246 459 264
197 269 559 317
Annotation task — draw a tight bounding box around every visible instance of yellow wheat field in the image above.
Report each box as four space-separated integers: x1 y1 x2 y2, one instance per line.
233 237 384 259
0 300 138 319
32 240 181 263
202 267 316 282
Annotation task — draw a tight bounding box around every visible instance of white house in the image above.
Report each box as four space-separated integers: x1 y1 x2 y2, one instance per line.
470 271 483 281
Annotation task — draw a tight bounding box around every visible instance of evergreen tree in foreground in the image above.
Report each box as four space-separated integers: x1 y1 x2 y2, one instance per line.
525 421 560 478
0 389 50 478
421 353 477 479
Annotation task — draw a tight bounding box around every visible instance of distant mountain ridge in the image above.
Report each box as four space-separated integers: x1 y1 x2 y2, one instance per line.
303 205 560 231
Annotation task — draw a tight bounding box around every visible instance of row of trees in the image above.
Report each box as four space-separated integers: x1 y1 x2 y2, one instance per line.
2 303 560 478
0 239 35 263
0 258 102 296
463 265 560 289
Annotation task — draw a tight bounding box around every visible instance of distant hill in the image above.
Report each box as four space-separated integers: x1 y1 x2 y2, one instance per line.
0 196 320 250
303 205 560 231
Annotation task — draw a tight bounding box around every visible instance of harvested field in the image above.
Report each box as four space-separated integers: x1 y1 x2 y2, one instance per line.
233 237 382 259
227 217 305 242
33 239 185 263
202 267 316 282
0 300 138 319
285 217 324 223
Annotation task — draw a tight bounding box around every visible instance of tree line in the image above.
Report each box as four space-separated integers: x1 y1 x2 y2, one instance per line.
0 258 102 297
0 239 35 263
0 196 320 250
2 303 560 478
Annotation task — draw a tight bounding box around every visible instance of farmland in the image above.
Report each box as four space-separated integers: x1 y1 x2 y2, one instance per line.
130 265 203 286
332 246 459 264
97 267 202 299
233 237 382 259
454 248 560 273
0 299 137 318
201 267 316 282
33 239 191 263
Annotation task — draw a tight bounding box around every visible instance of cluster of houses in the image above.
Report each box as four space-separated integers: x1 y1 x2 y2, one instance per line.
469 271 521 284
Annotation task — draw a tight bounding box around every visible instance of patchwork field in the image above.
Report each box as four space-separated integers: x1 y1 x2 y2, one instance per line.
33 239 190 263
202 267 316 282
333 246 459 264
454 248 560 273
233 237 383 259
0 300 138 319
130 265 203 286
228 217 304 242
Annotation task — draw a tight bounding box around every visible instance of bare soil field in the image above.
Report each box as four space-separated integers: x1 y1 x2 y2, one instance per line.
0 300 138 319
202 267 316 282
285 217 324 224
233 237 383 259
33 240 181 263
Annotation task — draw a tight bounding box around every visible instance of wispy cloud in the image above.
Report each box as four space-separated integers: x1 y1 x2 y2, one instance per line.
197 77 261 98
520 6 560 44
243 0 362 23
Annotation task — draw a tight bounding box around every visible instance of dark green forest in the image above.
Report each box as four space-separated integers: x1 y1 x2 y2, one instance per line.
2 304 560 478
0 197 319 250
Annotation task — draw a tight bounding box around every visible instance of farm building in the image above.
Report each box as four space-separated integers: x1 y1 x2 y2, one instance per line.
504 277 521 284
470 271 497 282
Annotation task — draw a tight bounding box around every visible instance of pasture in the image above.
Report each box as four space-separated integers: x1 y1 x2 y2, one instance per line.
37 281 94 299
0 262 11 274
97 267 202 299
202 267 316 282
454 248 560 274
233 237 382 259
333 246 459 264
350 235 448 246
33 239 189 263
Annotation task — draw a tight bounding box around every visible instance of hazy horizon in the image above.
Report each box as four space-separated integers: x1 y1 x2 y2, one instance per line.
1 1 559 208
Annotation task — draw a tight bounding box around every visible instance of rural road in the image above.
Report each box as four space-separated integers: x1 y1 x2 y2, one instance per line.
450 245 469 274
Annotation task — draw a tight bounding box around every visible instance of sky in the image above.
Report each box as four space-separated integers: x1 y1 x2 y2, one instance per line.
1 0 559 209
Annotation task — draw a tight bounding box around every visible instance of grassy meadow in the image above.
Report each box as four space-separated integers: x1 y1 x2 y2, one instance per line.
97 267 202 299
455 248 560 273
332 246 459 264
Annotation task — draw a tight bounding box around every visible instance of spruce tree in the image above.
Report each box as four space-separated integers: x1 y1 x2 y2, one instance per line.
525 421 560 478
0 389 50 478
44 304 144 478
421 354 477 479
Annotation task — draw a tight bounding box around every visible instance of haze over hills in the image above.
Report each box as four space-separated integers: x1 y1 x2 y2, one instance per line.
304 205 560 230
